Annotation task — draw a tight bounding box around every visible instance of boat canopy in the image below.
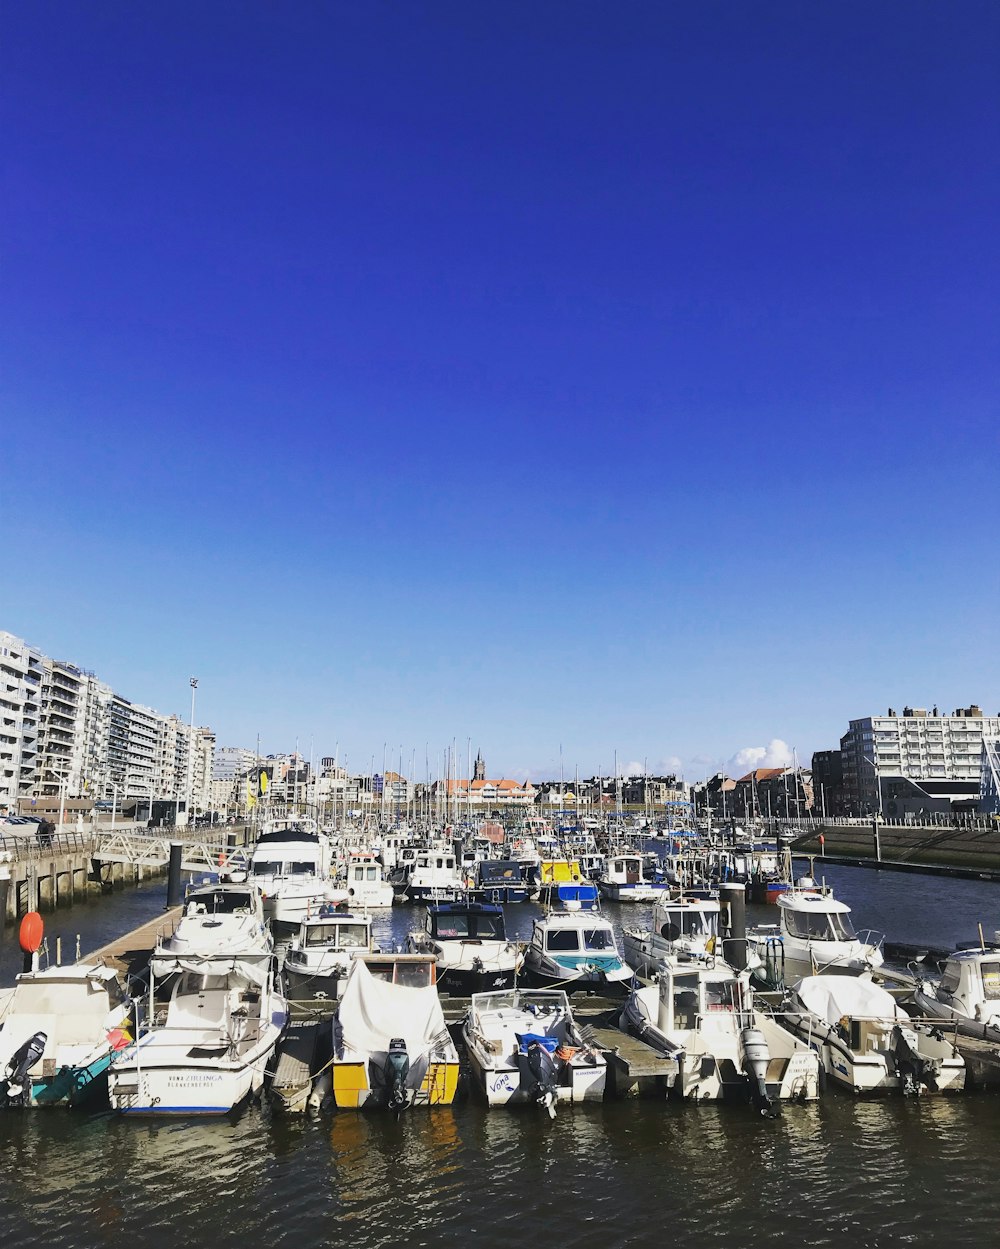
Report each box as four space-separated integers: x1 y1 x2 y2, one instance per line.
794 975 900 1025
336 959 447 1060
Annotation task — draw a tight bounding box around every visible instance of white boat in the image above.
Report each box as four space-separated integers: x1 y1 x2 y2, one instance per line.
524 893 633 993
326 955 459 1109
338 853 395 908
108 952 287 1115
406 902 522 995
748 879 884 988
621 960 819 1112
402 850 465 904
249 824 344 926
150 882 272 979
463 987 606 1115
283 908 378 1001
0 965 133 1109
781 975 965 1095
597 853 669 903
913 945 1000 1040
623 895 721 977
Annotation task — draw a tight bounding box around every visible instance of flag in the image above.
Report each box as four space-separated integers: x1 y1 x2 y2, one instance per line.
247 777 257 809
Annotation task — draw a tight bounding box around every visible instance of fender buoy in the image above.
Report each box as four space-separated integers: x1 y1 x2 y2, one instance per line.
19 911 44 955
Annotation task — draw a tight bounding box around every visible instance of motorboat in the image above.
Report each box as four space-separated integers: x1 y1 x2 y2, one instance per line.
780 975 965 1095
150 881 272 979
325 955 460 1109
463 987 606 1116
0 965 134 1109
470 859 531 905
623 895 721 978
748 879 884 988
536 860 588 907
620 959 819 1113
249 824 344 926
283 908 378 1002
524 893 633 993
597 854 668 903
400 849 465 905
107 952 287 1115
338 853 395 908
912 945 1000 1040
406 902 522 995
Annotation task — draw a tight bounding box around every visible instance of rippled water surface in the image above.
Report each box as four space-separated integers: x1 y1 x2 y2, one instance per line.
2 865 1000 1248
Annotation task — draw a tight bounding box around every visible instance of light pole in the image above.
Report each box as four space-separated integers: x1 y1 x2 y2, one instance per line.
862 755 883 818
187 677 198 827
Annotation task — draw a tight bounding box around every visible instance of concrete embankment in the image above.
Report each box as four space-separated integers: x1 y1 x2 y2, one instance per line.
0 822 253 926
793 822 1000 879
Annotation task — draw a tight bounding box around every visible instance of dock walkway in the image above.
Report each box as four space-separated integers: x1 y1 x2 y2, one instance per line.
81 907 180 977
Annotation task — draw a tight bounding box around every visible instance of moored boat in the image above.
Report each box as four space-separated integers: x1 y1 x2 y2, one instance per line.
326 955 459 1109
463 987 606 1115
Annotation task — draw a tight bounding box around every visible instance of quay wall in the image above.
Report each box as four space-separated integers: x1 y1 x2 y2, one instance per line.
0 823 253 926
792 822 1000 874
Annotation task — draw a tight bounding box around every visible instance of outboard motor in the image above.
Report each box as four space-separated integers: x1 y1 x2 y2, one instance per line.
890 1024 940 1094
525 1040 559 1120
2 1030 47 1106
383 1037 411 1110
740 1027 779 1118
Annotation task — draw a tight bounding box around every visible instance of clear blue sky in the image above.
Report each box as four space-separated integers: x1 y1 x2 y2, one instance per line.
2 2 997 781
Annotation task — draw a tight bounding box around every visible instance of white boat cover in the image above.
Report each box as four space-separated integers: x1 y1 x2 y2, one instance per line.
794 975 899 1025
337 960 447 1058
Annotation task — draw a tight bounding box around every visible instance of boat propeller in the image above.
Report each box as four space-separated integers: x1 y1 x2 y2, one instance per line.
741 1027 780 1118
524 1039 559 1120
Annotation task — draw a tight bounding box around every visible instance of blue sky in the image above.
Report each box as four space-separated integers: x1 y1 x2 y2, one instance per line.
2 2 997 781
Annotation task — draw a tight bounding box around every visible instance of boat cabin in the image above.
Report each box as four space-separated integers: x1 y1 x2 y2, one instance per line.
778 892 858 942
299 913 373 950
426 903 507 942
356 954 438 988
934 949 1000 1020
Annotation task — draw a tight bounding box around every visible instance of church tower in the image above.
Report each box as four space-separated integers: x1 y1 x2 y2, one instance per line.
473 750 485 781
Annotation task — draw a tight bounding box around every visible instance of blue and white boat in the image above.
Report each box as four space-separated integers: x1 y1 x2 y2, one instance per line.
524 886 633 993
470 859 530 905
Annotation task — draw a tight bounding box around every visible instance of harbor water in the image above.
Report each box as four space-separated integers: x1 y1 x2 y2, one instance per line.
2 866 1000 1248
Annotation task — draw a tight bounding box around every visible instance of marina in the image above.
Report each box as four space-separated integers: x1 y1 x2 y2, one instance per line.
4 836 1000 1249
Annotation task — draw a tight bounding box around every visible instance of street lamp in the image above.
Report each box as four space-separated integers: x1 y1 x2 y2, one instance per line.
187 678 198 828
862 755 884 818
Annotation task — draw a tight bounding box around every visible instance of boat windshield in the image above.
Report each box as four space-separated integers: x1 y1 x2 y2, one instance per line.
252 859 316 876
583 928 615 951
188 891 252 915
784 910 858 941
305 923 369 948
546 929 581 952
659 911 716 940
704 979 741 1011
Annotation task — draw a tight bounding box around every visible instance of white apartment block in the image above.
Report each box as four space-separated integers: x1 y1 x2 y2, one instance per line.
2 626 218 818
841 705 1000 815
0 631 44 811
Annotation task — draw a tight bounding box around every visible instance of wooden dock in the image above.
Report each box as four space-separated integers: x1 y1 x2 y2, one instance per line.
80 907 180 978
272 1019 326 1113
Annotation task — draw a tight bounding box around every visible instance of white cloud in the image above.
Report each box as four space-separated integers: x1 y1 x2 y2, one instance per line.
726 738 794 776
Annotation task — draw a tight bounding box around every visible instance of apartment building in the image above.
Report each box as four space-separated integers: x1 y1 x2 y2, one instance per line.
0 630 44 811
840 705 1000 816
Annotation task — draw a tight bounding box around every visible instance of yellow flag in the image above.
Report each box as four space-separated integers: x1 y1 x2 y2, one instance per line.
259 770 269 796
247 778 257 808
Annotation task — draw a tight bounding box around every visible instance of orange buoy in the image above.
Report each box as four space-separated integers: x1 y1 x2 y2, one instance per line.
19 911 44 955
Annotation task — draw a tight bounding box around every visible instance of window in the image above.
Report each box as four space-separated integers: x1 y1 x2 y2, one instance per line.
784 909 858 941
584 927 614 951
546 929 581 952
981 962 1000 1001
